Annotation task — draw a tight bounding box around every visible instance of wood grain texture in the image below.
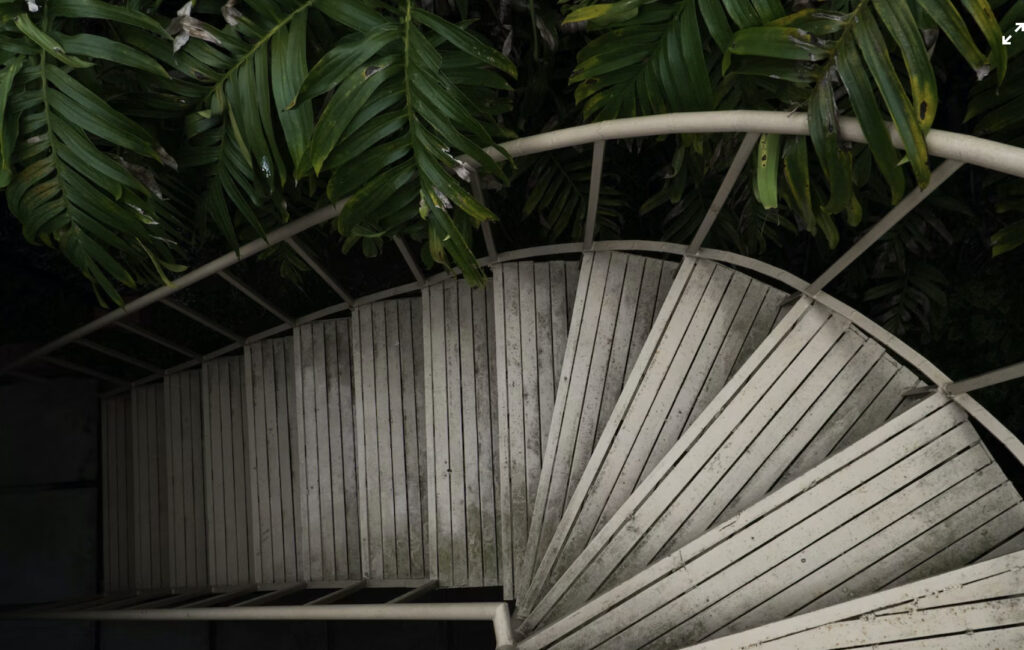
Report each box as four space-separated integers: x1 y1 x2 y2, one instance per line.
292 319 361 581
202 355 252 586
422 279 501 587
493 260 580 599
351 298 430 580
688 549 1024 650
130 383 170 590
519 395 1024 649
520 257 783 614
164 370 207 588
101 394 133 591
522 252 678 598
243 337 303 585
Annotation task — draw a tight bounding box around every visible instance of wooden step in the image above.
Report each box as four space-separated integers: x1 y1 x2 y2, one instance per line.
522 252 678 592
687 549 1024 649
519 257 785 614
243 337 303 585
422 279 501 587
520 298 923 626
201 355 253 586
292 319 361 581
351 299 430 580
101 394 133 591
518 395 1024 649
163 370 207 588
130 383 170 589
492 260 580 600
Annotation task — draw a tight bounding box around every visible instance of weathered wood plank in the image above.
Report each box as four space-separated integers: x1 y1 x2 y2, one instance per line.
131 383 169 590
518 396 1024 650
243 337 302 585
523 253 678 598
422 278 501 587
101 395 133 591
494 261 582 599
292 319 361 581
202 355 252 585
351 298 430 580
164 371 207 587
520 258 780 614
687 550 1024 650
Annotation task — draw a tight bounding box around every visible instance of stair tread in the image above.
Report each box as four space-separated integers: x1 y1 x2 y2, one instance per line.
519 396 1024 650
520 257 785 614
352 299 430 581
687 549 1024 650
494 261 581 599
523 252 678 593
164 370 207 588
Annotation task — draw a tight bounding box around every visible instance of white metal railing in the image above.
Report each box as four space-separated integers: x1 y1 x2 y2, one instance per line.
2 110 1023 459
8 600 515 649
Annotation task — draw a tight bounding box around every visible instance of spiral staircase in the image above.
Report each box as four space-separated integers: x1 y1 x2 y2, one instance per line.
4 112 1024 649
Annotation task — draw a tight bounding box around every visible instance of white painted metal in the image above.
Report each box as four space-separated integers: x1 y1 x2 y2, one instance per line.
469 170 499 259
42 355 128 386
201 355 252 586
387 579 439 603
806 160 964 295
393 236 426 284
351 299 430 580
243 337 303 585
946 359 1024 394
422 278 501 587
15 602 516 649
687 132 760 254
163 370 208 588
285 237 355 305
163 300 241 342
493 260 580 600
74 340 162 374
292 319 361 582
113 321 196 358
518 396 1024 649
130 383 170 590
218 271 292 324
101 395 133 591
0 200 347 376
582 141 606 250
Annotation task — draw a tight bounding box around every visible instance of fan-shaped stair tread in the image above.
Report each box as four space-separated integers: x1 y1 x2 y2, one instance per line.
493 260 581 599
351 299 430 580
164 370 207 588
293 319 361 581
518 395 1024 650
520 297 924 626
130 383 170 589
243 337 303 585
202 355 253 585
522 252 677 590
687 549 1024 650
101 394 133 591
422 280 501 587
520 258 787 613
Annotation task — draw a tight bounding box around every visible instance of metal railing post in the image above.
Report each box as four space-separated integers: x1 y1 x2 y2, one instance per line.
583 140 607 251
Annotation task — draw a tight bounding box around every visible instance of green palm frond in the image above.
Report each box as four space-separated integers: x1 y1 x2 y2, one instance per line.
136 0 316 249
293 0 517 285
0 4 181 305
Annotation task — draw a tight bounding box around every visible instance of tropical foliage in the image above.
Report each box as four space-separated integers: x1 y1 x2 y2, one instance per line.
0 0 1021 332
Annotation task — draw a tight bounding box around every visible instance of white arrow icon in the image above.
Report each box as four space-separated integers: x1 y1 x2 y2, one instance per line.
1016 22 1024 32
1004 34 1013 45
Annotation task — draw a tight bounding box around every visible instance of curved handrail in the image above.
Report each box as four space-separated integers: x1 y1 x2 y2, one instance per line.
3 111 1023 463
